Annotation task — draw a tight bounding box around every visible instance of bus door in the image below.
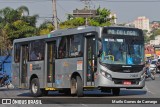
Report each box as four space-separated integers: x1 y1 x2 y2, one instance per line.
20 45 28 88
84 35 97 86
46 41 56 87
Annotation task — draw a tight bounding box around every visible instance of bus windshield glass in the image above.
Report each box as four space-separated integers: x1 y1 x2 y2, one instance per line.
100 33 144 65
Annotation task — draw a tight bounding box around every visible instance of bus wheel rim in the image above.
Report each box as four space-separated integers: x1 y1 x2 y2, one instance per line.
32 83 38 94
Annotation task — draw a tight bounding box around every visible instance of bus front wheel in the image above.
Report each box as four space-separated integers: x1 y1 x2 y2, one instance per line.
71 76 83 97
112 88 120 96
30 78 42 97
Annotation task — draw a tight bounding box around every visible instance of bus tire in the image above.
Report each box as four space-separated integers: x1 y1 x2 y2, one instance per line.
42 90 48 96
71 76 83 97
76 76 83 97
30 78 42 97
71 77 76 95
112 88 120 96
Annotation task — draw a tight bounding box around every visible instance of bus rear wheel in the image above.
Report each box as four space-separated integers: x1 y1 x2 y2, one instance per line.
30 78 42 97
71 76 83 97
112 88 120 96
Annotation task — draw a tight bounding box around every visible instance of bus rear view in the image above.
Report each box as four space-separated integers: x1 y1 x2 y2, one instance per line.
95 27 145 95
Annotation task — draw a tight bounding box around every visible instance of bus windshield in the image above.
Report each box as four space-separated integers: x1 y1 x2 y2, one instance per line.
100 37 144 65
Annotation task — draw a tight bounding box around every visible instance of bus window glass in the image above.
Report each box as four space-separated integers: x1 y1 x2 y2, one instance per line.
29 40 45 61
101 38 126 64
127 39 143 64
58 37 67 58
14 44 20 63
70 34 83 57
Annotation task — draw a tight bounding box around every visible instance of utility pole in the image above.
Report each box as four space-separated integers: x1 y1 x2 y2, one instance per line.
81 0 91 26
52 0 58 30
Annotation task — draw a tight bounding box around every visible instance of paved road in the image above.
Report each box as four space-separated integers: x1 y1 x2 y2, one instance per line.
1 75 160 98
0 74 160 107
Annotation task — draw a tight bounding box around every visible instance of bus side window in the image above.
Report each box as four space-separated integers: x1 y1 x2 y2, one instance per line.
29 40 45 61
58 37 67 59
14 44 20 63
70 34 83 57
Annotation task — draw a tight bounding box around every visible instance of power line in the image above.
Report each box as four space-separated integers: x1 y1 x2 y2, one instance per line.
56 2 71 14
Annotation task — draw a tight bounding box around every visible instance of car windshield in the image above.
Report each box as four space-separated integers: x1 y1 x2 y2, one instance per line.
151 61 156 64
100 37 144 65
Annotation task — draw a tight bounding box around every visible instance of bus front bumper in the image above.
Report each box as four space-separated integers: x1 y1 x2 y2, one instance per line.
95 74 145 89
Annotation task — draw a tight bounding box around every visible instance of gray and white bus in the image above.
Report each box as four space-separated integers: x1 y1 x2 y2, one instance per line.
12 26 145 97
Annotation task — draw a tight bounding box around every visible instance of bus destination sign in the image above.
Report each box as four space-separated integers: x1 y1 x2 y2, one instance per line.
107 29 139 36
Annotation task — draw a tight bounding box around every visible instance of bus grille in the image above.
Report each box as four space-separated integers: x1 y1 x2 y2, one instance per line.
112 78 140 85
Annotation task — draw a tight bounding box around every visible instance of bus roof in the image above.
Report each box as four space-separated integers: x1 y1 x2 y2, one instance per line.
13 26 142 43
104 26 142 30
13 26 101 43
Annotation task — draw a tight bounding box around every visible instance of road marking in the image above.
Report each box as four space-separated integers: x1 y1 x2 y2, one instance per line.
81 104 88 107
145 85 155 95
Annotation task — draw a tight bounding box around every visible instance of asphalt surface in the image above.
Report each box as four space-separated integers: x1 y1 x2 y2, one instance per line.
0 74 160 107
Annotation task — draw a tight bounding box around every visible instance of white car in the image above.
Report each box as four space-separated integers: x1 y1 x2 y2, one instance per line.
150 60 157 71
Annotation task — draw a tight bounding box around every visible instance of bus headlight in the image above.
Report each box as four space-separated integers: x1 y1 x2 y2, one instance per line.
100 69 112 80
140 73 145 81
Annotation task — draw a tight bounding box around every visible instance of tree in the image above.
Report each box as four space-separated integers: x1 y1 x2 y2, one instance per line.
38 21 54 35
149 29 160 41
60 17 85 29
0 6 38 55
60 7 113 28
0 6 38 40
89 7 112 26
5 20 37 41
0 29 11 55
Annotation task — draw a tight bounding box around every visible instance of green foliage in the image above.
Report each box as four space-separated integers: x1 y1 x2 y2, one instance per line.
5 20 37 41
88 19 99 26
93 7 111 25
0 28 11 55
61 7 113 28
144 35 150 43
0 6 38 54
148 29 160 42
60 17 85 28
152 29 160 36
38 21 54 35
0 6 38 43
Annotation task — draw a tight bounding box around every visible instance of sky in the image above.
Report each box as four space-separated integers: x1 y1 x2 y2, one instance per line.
0 0 160 26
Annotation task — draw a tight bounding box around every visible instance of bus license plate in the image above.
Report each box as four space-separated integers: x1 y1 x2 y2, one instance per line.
123 81 131 85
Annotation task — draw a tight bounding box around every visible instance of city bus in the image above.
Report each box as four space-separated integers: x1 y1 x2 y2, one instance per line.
12 26 145 97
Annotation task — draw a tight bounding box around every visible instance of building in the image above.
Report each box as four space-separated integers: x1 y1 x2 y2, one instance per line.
73 8 117 25
133 16 150 32
73 9 97 18
109 12 117 24
151 21 160 30
150 40 159 45
145 45 155 57
149 35 160 45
